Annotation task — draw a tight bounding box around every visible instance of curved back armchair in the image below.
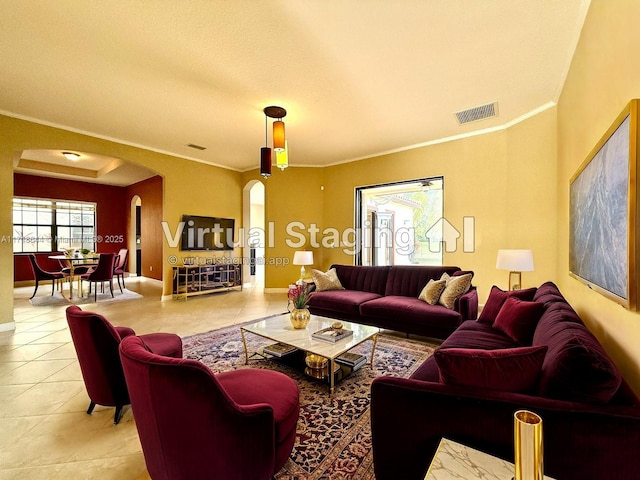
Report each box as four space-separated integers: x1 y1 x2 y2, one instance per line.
27 254 65 299
65 306 182 424
113 248 129 292
119 335 300 480
80 252 116 301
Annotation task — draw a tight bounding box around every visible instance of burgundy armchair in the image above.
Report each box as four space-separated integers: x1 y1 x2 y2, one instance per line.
119 335 300 480
65 306 183 424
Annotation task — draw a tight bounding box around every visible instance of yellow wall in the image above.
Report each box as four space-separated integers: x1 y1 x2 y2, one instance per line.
557 0 640 395
0 114 242 320
297 108 557 304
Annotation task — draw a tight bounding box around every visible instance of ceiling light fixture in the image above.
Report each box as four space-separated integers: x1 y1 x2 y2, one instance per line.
261 106 288 174
62 151 80 161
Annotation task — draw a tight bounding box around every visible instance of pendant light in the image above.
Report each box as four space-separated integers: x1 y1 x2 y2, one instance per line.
264 105 287 156
260 113 272 178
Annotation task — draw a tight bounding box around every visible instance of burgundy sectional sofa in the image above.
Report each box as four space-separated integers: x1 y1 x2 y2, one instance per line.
307 264 478 339
370 282 640 480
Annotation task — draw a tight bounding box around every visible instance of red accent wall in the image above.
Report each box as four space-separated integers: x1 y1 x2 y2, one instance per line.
125 176 163 281
14 173 128 281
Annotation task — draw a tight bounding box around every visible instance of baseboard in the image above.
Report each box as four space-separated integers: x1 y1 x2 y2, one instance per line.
0 321 16 332
265 287 288 293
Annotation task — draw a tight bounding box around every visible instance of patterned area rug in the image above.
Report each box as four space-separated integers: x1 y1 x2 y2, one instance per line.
182 319 438 480
29 288 142 306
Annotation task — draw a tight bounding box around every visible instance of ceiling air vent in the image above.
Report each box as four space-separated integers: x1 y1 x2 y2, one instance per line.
186 143 206 151
454 102 498 125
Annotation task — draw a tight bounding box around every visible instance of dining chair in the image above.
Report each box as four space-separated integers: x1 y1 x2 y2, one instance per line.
65 306 183 424
113 248 129 292
27 254 65 299
80 253 116 301
119 335 300 480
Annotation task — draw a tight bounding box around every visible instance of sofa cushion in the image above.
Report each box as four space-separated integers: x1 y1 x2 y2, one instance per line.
311 268 344 292
440 320 518 349
435 345 548 393
478 285 537 324
307 290 382 316
532 281 573 310
418 279 447 305
331 265 390 295
383 266 461 297
359 296 461 328
439 273 472 309
493 297 544 344
533 308 622 404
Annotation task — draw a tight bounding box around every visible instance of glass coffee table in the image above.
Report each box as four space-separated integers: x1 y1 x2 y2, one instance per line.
240 313 379 395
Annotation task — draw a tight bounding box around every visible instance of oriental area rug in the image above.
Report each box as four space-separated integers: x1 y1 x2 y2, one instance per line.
182 319 438 480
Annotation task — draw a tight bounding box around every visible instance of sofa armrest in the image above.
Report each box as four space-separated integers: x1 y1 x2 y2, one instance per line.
454 287 477 320
370 376 640 480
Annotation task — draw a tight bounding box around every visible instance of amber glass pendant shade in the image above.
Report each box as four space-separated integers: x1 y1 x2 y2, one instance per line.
273 120 285 151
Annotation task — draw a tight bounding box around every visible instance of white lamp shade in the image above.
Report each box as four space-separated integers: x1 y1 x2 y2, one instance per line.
496 249 534 272
293 251 314 266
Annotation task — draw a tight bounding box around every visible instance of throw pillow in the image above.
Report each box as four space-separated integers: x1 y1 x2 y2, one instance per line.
435 345 548 393
452 270 474 280
438 273 472 309
477 285 537 324
418 279 447 305
440 272 451 283
493 297 544 344
311 268 344 292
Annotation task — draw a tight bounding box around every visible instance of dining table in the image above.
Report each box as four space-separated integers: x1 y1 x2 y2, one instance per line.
48 254 100 298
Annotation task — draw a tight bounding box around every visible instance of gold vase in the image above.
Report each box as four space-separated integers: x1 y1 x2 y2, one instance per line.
290 307 310 329
514 410 543 480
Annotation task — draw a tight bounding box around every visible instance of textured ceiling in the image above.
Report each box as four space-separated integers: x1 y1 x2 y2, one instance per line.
1 0 590 179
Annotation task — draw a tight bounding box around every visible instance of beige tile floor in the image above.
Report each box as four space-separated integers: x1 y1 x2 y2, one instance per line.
1 276 288 480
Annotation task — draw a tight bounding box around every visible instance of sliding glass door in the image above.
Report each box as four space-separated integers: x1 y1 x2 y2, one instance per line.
355 177 443 266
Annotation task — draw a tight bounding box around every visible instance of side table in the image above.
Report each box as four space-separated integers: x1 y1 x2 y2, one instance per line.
424 438 555 480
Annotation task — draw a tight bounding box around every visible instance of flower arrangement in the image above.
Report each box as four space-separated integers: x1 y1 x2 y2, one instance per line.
288 283 311 310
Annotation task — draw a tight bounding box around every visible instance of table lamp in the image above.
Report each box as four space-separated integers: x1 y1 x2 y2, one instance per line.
496 249 534 290
293 251 314 284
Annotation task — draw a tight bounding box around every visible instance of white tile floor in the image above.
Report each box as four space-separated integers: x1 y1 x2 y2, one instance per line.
1 277 287 479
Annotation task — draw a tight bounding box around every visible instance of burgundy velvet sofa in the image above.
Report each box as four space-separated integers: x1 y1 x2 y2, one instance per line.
307 265 478 339
370 282 640 480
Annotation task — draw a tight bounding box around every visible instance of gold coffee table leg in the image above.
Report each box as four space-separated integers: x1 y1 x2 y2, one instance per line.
240 328 249 365
370 333 379 367
329 360 334 396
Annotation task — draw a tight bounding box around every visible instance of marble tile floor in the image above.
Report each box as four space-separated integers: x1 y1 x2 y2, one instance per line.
1 277 288 480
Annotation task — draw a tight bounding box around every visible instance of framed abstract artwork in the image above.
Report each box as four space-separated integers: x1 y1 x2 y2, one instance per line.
569 99 640 310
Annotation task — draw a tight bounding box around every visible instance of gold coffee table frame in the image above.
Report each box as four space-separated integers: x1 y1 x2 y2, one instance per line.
241 313 379 395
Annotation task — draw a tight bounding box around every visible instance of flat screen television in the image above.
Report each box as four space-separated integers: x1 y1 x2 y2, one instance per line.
180 214 235 251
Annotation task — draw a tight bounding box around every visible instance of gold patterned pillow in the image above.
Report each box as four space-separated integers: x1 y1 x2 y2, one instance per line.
311 268 344 292
438 273 472 309
418 279 447 305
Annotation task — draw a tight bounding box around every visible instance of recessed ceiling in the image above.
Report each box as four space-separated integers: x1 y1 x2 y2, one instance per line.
0 1 590 176
14 150 157 187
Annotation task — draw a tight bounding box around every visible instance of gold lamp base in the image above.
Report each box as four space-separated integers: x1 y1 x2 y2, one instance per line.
508 271 522 291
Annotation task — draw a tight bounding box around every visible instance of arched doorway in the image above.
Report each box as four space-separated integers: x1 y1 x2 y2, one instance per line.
242 180 265 288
